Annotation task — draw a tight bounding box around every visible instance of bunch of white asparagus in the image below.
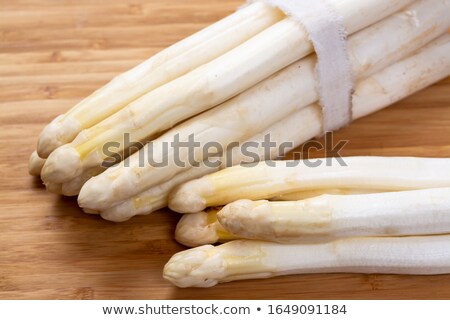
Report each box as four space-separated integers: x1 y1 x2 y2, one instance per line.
28 0 450 287
30 0 449 204
164 158 450 287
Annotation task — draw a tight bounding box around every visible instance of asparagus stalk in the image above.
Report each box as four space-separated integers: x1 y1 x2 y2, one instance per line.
168 36 450 213
36 2 284 158
78 1 448 212
271 188 389 201
170 154 450 214
164 235 450 288
217 188 450 243
42 0 416 184
28 151 46 177
175 189 392 247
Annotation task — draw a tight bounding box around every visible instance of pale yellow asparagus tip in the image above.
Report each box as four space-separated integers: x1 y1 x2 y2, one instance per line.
217 200 273 239
175 209 237 247
175 212 219 248
28 151 46 177
37 115 81 159
41 145 81 183
168 177 212 214
164 240 270 288
163 245 227 288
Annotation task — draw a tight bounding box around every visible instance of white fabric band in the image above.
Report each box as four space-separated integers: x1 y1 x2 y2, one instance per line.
249 0 354 133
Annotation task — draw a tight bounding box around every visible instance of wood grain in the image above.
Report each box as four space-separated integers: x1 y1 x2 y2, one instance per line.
0 0 449 300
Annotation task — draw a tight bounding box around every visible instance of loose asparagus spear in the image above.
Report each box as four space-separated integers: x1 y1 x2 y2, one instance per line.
175 190 391 247
217 188 450 243
42 0 416 184
170 154 450 214
164 235 450 288
36 2 284 158
79 2 449 212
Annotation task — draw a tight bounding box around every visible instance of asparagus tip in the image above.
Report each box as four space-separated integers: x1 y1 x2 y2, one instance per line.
37 115 80 158
175 212 219 247
218 200 271 239
41 146 82 184
100 203 135 222
168 180 208 213
163 245 226 288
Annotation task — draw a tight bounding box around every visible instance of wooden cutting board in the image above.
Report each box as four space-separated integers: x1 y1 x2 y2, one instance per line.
1 0 449 300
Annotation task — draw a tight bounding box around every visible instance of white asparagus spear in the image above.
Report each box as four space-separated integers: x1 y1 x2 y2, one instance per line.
218 188 450 243
42 0 416 184
28 151 46 177
168 36 450 213
36 2 284 158
163 235 450 288
170 156 450 214
79 1 447 212
175 189 392 247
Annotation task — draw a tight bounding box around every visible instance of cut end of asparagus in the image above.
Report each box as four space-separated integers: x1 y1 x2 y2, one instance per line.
28 151 46 177
163 245 226 288
168 177 212 213
41 146 82 184
37 115 81 159
175 211 220 247
218 200 272 239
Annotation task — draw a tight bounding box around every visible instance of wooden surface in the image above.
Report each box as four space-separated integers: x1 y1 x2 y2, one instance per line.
1 0 450 300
